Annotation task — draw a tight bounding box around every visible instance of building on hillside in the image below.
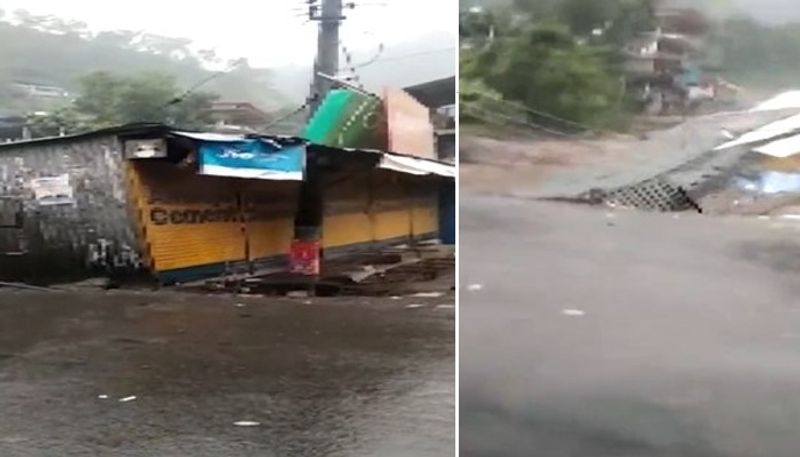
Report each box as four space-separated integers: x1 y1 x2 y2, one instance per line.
624 5 718 115
0 116 27 142
206 101 273 132
404 77 456 163
0 124 454 285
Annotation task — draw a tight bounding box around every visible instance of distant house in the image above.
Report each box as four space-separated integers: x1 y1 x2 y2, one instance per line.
206 101 273 133
0 116 27 142
623 5 717 115
404 77 456 163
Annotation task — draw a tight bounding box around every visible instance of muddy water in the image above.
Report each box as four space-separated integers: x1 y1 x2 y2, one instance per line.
0 290 454 456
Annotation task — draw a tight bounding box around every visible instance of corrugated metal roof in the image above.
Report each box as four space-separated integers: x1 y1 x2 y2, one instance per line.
0 123 172 150
378 153 456 178
404 77 456 109
754 134 800 158
714 113 800 151
0 123 455 178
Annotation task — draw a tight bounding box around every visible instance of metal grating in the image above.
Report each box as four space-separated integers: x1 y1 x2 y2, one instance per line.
589 178 703 212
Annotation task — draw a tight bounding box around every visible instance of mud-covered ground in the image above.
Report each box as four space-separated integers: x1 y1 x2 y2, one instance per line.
0 289 454 457
461 108 797 200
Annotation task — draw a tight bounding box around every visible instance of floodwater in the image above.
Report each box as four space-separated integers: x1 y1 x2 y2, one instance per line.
0 290 454 457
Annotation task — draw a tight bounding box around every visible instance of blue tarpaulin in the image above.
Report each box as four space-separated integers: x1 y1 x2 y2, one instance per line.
197 139 305 181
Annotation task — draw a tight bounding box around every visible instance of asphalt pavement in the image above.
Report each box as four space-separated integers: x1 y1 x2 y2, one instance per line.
0 290 454 457
461 194 800 457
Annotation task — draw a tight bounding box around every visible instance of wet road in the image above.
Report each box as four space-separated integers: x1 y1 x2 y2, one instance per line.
0 290 454 456
461 194 800 457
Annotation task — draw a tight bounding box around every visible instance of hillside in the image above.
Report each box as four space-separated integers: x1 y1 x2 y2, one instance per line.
0 11 456 116
0 16 286 115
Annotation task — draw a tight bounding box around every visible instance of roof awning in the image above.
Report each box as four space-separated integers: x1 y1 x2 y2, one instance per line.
754 133 800 158
172 131 305 181
378 153 455 178
714 113 800 151
154 128 455 180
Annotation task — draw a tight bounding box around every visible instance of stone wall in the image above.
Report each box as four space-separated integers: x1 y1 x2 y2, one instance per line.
0 134 143 283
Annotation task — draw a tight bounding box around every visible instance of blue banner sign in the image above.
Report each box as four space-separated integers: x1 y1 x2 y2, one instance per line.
198 139 305 181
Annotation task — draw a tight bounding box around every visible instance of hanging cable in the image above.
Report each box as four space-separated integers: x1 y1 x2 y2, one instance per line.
261 101 312 133
164 58 247 108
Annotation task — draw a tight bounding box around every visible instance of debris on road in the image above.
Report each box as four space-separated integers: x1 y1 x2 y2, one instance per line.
562 309 586 317
467 284 484 292
233 421 261 427
196 246 454 298
0 282 59 293
411 292 444 298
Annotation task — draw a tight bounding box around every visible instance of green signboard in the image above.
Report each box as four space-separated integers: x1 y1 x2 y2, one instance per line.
303 89 386 150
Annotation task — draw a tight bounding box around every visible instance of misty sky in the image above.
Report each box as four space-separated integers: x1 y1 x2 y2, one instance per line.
0 0 457 67
729 0 800 23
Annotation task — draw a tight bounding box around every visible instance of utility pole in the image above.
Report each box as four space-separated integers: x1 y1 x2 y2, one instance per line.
308 0 345 115
291 0 347 287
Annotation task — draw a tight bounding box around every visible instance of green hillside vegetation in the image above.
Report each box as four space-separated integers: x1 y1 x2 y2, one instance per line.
460 0 652 131
0 9 286 116
462 0 800 132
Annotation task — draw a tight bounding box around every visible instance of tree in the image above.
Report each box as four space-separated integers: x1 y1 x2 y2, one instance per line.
26 106 89 137
0 12 285 113
74 71 120 126
471 23 625 128
32 71 220 136
460 9 498 39
113 72 177 124
603 0 656 47
559 0 618 35
511 0 654 43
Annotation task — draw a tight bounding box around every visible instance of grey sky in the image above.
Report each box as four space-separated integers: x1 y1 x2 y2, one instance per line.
0 0 457 66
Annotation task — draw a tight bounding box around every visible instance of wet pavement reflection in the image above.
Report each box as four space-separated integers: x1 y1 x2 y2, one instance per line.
0 290 454 456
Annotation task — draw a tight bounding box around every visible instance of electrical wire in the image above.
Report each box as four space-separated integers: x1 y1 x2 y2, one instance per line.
164 59 246 107
261 101 311 132
353 47 455 68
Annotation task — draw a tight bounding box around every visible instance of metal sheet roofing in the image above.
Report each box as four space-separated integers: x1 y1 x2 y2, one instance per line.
714 113 800 151
754 133 800 158
0 123 455 179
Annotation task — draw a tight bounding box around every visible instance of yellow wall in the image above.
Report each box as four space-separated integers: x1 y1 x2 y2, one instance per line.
129 160 297 274
322 169 439 248
127 160 440 277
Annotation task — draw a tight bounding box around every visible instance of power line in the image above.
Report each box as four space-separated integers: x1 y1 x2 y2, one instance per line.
261 101 311 133
356 47 456 67
164 59 246 107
